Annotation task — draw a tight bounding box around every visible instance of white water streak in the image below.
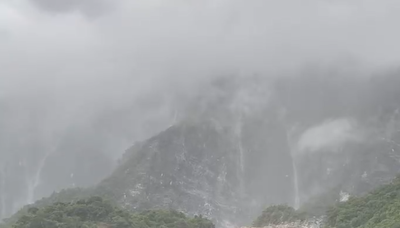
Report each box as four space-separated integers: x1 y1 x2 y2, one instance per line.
286 126 300 209
235 118 245 195
238 130 245 174
26 140 59 204
26 153 49 204
291 158 300 209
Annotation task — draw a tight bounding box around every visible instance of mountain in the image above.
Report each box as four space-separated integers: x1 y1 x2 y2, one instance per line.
94 71 400 226
4 70 400 227
96 119 294 226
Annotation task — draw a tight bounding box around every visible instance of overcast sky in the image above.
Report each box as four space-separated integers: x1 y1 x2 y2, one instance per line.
1 0 400 152
2 0 400 91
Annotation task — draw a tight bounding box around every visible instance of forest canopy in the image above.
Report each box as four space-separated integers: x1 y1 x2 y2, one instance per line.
2 196 214 228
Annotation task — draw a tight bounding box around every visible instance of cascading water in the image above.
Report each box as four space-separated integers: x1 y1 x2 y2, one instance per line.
291 157 300 209
26 150 52 204
286 126 300 209
26 138 60 205
238 132 245 175
235 119 245 195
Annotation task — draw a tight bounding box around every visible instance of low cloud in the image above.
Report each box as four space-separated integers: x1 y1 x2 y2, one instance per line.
297 118 362 154
0 0 400 168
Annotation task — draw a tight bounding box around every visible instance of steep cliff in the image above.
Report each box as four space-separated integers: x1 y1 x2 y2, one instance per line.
4 71 400 227
94 72 400 226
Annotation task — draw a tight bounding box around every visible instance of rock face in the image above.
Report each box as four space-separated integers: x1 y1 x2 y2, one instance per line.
101 122 246 223
4 71 400 227
98 119 295 226
95 72 400 226
296 120 400 211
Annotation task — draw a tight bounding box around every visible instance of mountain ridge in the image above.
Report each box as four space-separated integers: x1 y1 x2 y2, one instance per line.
3 72 400 227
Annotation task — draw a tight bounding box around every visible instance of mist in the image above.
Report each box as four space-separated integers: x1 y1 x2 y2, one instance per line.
2 0 400 147
297 118 363 154
2 0 400 223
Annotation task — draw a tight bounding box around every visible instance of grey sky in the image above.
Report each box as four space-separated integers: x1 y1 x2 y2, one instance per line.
1 0 400 154
28 0 112 17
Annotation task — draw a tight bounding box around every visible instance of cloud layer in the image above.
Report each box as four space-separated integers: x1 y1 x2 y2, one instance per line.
1 0 400 156
297 118 362 154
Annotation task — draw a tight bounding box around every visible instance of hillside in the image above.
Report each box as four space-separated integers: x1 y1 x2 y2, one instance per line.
92 73 400 226
14 174 400 228
245 176 400 228
0 196 214 228
325 176 400 228
3 73 400 228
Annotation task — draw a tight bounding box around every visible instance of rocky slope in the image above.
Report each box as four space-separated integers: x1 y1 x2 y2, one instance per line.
91 71 400 226
4 70 400 227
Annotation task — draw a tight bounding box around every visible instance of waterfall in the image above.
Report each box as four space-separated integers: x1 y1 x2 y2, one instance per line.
27 150 52 204
291 157 300 209
170 110 179 127
26 139 60 204
238 134 245 195
235 118 245 196
286 125 300 209
238 132 245 175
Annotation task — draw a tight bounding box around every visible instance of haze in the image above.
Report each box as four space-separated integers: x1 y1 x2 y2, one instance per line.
1 0 400 221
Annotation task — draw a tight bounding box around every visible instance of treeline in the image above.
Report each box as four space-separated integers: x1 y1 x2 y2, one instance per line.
325 176 400 228
1 196 214 228
6 176 400 228
252 176 400 228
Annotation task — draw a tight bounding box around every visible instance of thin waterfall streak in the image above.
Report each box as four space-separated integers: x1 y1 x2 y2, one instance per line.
170 110 179 127
292 158 300 209
27 138 60 204
286 125 300 209
27 152 50 204
238 117 245 174
235 118 245 196
238 135 245 174
238 136 245 195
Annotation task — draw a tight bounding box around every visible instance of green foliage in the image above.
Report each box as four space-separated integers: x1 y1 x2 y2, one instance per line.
252 205 307 226
299 187 342 217
325 176 400 228
3 188 93 225
5 196 214 228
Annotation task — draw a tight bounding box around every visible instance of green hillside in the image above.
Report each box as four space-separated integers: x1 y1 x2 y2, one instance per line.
1 196 214 228
325 176 400 228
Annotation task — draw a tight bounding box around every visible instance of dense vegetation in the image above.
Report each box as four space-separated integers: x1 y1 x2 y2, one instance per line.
1 196 214 228
2 188 94 226
325 176 400 228
299 187 342 217
5 173 400 228
252 177 400 228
